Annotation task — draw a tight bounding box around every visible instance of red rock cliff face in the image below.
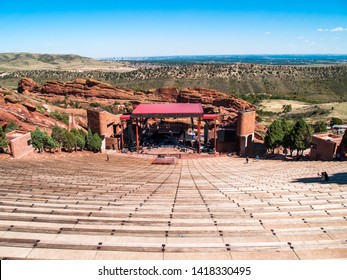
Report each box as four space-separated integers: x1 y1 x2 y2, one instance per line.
177 88 255 113
15 77 264 133
18 78 255 114
40 78 137 100
1 88 67 131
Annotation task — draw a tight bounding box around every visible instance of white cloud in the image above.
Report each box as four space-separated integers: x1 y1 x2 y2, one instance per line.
265 31 271 35
317 27 347 32
331 27 344 32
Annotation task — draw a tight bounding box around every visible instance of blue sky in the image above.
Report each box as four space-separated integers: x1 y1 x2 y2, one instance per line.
1 0 347 57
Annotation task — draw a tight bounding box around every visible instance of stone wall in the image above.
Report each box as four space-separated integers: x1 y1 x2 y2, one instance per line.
310 135 340 161
6 131 33 158
237 110 256 136
87 108 120 137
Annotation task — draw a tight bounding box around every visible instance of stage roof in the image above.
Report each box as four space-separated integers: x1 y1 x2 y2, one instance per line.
131 103 204 118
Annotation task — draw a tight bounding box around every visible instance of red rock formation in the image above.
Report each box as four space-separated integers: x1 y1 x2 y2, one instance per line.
0 89 67 131
18 77 42 93
177 88 255 113
40 78 138 100
155 86 179 103
14 77 264 134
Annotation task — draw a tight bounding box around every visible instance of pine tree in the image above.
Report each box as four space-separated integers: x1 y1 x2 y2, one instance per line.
86 127 93 150
70 128 86 150
51 125 66 148
75 136 85 150
291 118 312 156
89 133 102 152
43 134 58 152
62 130 76 152
264 119 285 153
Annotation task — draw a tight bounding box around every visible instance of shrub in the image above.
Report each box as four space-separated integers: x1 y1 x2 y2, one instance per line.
282 104 292 113
36 104 46 114
4 121 20 133
313 121 327 133
0 126 8 149
90 102 101 107
50 111 69 125
330 117 343 127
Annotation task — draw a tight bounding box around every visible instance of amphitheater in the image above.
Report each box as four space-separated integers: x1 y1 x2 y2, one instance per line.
0 153 346 260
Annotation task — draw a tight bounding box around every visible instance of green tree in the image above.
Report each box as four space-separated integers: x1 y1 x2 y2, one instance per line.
31 127 45 152
86 127 93 150
89 133 102 152
62 130 76 152
290 118 313 156
71 128 86 150
75 136 85 150
51 126 66 148
264 119 286 153
282 120 294 150
0 126 9 150
313 121 327 133
43 134 58 152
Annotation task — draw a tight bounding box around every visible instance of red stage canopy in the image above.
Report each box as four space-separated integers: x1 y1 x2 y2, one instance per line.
120 115 131 121
131 103 204 118
203 114 218 120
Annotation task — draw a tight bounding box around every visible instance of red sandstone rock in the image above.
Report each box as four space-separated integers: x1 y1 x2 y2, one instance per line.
178 88 255 114
15 77 263 135
38 78 138 100
18 77 42 93
0 90 68 131
155 86 179 103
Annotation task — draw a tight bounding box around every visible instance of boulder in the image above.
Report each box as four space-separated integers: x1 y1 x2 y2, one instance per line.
18 77 42 93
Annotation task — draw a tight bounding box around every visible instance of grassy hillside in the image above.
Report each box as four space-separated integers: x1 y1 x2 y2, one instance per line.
258 99 347 125
0 52 133 72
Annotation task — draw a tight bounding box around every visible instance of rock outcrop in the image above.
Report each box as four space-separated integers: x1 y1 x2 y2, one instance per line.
13 77 264 133
177 88 255 117
0 88 67 131
39 78 138 100
18 77 42 93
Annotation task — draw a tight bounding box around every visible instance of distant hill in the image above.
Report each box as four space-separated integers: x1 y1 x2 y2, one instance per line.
0 52 134 72
0 54 347 103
